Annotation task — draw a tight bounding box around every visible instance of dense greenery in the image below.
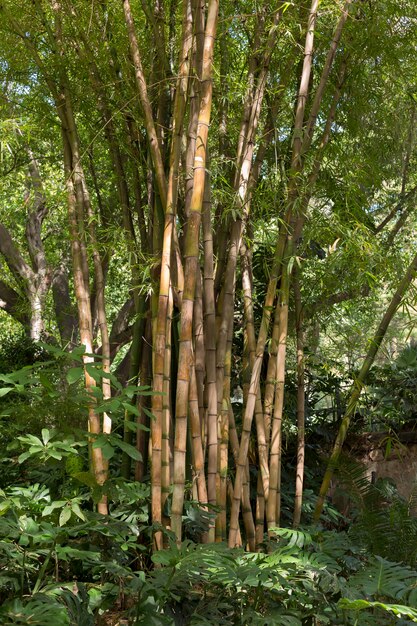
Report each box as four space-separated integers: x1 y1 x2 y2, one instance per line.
1 344 417 623
1 0 417 622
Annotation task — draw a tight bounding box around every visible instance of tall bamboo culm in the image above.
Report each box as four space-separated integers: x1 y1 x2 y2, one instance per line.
171 0 219 543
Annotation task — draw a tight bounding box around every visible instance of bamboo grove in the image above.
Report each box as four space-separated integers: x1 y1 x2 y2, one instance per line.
0 0 417 550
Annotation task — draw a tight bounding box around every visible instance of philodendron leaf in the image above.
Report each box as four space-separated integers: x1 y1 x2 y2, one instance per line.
338 597 417 622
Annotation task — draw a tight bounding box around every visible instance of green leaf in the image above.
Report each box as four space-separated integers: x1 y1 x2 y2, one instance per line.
142 407 156 420
0 500 10 515
123 419 149 432
41 428 53 445
42 501 66 516
152 551 176 566
115 439 142 461
100 442 115 460
122 402 141 417
48 450 64 460
71 345 86 357
96 398 121 413
19 434 43 446
66 367 84 385
338 597 417 621
29 445 44 454
39 373 54 392
0 387 13 397
85 363 103 383
71 503 86 521
18 451 32 464
38 342 69 358
19 533 30 546
59 506 72 527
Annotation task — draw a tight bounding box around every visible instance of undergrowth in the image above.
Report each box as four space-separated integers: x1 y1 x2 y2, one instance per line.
1 347 417 624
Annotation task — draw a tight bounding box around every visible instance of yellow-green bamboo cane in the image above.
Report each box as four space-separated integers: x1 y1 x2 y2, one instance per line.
202 169 218 514
266 252 290 532
293 270 305 528
171 0 219 543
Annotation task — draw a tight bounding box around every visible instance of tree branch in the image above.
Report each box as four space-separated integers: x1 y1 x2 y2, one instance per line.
0 279 29 327
25 151 49 274
0 222 33 284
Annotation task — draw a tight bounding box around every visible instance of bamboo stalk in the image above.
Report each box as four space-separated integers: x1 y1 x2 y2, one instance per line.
240 239 269 508
171 0 219 543
293 270 305 528
263 296 280 440
63 134 108 513
256 293 280 543
74 36 147 474
216 315 232 541
123 0 167 207
228 0 319 549
194 268 206 431
266 251 290 532
142 0 193 547
216 7 283 428
255 472 265 547
22 2 110 512
161 285 174 524
189 364 209 532
135 313 152 482
184 0 205 216
202 168 218 509
227 480 242 547
228 405 256 550
301 0 352 155
233 10 263 186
